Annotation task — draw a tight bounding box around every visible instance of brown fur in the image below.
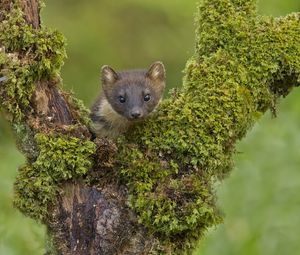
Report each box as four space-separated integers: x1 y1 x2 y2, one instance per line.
90 62 165 138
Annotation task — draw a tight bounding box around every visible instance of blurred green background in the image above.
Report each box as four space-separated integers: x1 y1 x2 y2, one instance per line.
1 0 300 254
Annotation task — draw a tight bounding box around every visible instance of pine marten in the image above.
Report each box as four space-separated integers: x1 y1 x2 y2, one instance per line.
90 62 166 138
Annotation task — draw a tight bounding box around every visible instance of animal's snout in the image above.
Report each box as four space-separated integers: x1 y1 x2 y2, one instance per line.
130 110 142 119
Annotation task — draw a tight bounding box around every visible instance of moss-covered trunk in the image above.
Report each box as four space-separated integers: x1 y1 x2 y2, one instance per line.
0 0 300 254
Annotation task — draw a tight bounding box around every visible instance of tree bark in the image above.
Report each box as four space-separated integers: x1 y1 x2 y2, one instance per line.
1 1 159 254
1 0 300 254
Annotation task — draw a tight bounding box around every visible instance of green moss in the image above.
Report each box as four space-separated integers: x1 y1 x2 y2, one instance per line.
2 0 300 254
14 133 96 221
65 93 92 127
116 0 300 253
0 5 66 121
0 50 35 121
12 122 39 159
0 1 95 224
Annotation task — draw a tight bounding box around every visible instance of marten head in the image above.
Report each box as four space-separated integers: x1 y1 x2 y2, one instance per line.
101 62 165 121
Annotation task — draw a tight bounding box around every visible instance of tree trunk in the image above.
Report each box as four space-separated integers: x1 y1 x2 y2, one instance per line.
1 0 300 254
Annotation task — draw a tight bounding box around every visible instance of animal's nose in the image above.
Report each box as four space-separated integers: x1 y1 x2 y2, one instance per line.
130 111 142 119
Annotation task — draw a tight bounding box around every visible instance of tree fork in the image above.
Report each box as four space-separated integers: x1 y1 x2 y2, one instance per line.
1 0 300 254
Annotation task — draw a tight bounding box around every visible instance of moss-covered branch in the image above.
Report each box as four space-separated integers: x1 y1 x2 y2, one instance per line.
0 0 299 254
115 1 300 251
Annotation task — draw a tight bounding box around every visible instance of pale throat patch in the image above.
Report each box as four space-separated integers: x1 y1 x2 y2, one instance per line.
98 97 130 129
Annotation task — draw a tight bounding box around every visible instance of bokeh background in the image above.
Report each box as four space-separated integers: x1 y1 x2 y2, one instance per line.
1 0 300 254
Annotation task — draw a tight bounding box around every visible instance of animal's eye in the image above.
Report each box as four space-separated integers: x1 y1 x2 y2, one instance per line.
119 96 126 103
144 94 151 102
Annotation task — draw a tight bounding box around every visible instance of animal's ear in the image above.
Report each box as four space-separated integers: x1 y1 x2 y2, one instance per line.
146 61 166 82
101 65 119 86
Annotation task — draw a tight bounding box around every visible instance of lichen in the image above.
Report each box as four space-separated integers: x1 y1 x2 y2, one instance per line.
14 133 96 221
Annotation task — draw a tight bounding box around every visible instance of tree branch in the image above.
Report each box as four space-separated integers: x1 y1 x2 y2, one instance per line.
1 0 300 254
20 0 40 28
